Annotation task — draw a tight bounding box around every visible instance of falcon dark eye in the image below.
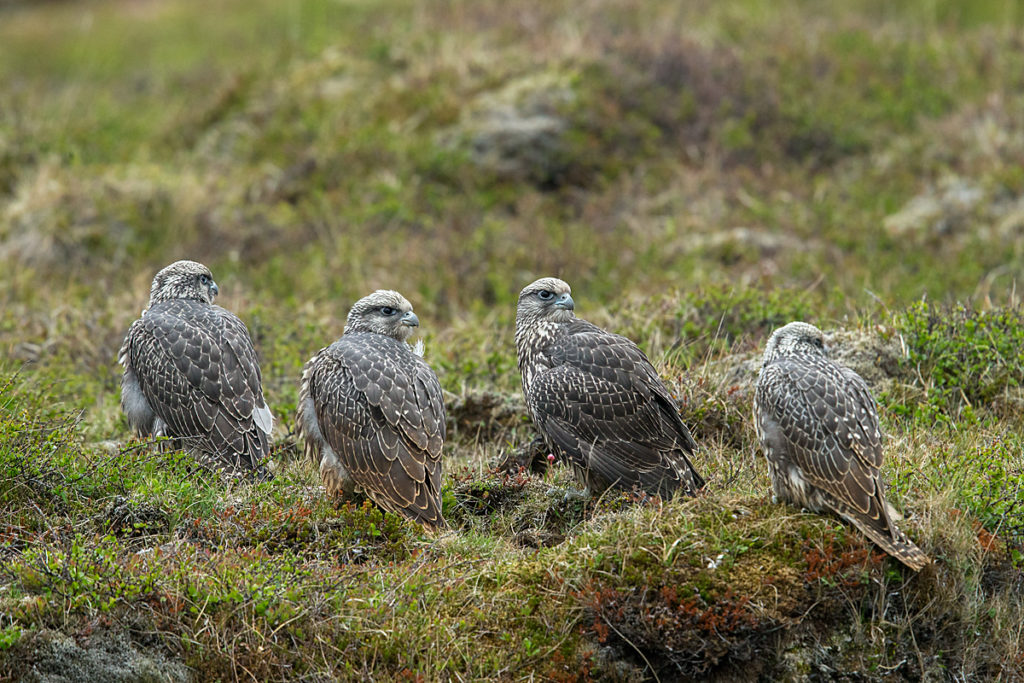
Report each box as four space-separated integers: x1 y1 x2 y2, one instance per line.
537 290 554 301
380 306 397 316
813 338 824 349
200 274 211 284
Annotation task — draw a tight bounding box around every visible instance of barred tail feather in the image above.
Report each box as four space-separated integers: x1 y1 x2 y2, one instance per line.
371 491 446 533
832 500 930 571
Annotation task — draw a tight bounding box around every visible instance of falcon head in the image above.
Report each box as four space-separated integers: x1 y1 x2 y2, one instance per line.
149 260 219 305
344 290 420 342
516 277 575 326
761 321 827 366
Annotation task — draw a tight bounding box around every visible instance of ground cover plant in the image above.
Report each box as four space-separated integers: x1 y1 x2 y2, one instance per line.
1 0 1023 679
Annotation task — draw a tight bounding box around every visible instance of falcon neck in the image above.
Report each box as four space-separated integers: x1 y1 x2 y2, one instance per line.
143 298 212 316
515 318 568 392
147 294 211 309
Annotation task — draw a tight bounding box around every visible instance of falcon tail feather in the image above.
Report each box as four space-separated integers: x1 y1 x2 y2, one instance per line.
832 500 930 571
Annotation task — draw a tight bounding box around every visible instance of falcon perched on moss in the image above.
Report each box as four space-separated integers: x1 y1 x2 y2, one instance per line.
119 260 274 476
297 290 446 529
754 321 929 571
515 277 705 498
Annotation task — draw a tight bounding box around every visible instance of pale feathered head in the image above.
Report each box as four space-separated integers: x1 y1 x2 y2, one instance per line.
761 321 827 366
149 260 218 305
344 290 420 342
516 277 575 327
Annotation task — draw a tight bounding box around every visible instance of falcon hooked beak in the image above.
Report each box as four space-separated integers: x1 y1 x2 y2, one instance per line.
553 293 575 311
401 311 420 327
209 281 219 300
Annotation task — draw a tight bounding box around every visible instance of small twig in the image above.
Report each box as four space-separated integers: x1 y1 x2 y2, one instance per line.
600 612 661 683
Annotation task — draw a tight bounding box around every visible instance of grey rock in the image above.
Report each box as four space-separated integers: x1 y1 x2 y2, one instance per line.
883 176 984 238
688 227 808 258
22 630 191 683
441 72 575 183
823 328 909 389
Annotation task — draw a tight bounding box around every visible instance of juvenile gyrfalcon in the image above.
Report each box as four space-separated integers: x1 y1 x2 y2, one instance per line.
297 291 446 529
754 321 929 571
119 260 274 476
515 277 705 498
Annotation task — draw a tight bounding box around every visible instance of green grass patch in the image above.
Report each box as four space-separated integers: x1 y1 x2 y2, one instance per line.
898 300 1024 424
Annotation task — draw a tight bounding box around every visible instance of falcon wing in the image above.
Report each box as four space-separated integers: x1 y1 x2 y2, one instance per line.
126 300 270 472
756 355 889 529
530 321 703 497
307 334 445 528
216 306 274 434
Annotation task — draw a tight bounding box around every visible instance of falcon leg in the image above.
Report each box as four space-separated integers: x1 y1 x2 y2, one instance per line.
320 445 357 498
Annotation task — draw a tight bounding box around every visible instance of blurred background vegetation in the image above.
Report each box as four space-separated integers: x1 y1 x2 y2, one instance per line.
3 0 1024 420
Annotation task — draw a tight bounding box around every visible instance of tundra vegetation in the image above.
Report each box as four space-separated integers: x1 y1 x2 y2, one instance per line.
1 0 1023 679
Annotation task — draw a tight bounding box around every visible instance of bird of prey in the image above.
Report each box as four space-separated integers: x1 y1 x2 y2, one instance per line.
296 290 446 529
515 277 705 498
754 321 929 571
119 260 274 476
